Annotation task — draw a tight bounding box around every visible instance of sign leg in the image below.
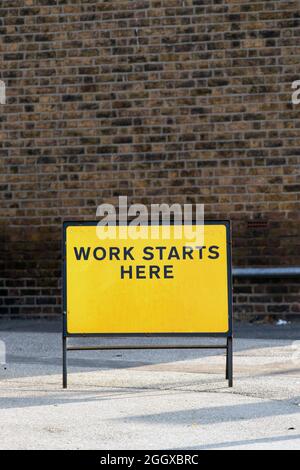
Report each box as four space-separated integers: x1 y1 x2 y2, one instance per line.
226 345 229 380
63 335 67 389
227 336 233 388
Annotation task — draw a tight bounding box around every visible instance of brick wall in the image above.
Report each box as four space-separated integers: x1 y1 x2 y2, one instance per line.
0 0 299 319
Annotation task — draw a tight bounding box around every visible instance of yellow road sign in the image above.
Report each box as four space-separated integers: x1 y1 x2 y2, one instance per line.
64 222 232 335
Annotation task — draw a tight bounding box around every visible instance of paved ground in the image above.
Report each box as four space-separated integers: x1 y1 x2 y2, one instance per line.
0 321 299 450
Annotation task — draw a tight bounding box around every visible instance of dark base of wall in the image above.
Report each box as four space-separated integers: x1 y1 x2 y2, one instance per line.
1 277 299 322
233 277 300 321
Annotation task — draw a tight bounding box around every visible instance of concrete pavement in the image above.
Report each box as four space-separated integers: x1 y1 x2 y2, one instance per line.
0 321 299 450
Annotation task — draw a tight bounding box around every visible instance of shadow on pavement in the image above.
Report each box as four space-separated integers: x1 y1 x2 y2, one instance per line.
113 400 300 426
172 433 300 450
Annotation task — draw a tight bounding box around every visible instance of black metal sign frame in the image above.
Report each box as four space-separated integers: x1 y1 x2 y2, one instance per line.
62 220 233 388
